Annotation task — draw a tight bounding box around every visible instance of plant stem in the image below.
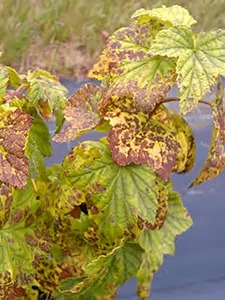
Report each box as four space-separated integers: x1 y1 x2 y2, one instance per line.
163 97 211 107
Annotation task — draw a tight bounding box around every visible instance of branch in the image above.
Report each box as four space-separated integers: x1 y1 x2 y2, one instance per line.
163 97 211 107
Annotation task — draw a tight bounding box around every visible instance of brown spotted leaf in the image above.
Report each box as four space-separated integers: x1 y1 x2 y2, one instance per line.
53 83 103 143
170 111 196 174
189 76 225 187
0 106 32 188
100 96 188 180
137 181 192 299
89 21 177 112
27 70 68 120
62 139 178 242
0 181 55 282
0 272 27 300
58 241 144 299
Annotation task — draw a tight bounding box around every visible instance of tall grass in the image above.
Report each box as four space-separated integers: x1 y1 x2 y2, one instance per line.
0 0 225 78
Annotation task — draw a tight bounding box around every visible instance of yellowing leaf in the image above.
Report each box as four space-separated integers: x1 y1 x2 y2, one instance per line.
0 272 27 300
150 26 194 57
0 65 8 99
137 182 193 299
27 70 68 119
150 26 225 114
59 242 144 299
89 22 176 112
6 67 22 88
0 106 31 188
53 84 103 143
0 181 54 281
170 111 196 173
100 96 187 180
176 50 217 114
197 30 225 76
132 5 197 27
63 140 167 241
189 76 225 187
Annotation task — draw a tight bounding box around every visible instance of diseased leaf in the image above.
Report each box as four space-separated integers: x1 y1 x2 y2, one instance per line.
150 26 225 114
63 139 167 241
59 241 143 299
0 65 9 99
27 70 68 119
6 67 22 88
89 22 176 112
0 181 54 281
190 76 225 187
53 84 103 143
170 111 196 173
0 106 32 188
132 5 197 27
100 96 195 180
137 182 193 299
0 271 27 300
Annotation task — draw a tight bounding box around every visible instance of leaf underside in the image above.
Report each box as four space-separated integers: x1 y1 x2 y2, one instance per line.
53 83 103 143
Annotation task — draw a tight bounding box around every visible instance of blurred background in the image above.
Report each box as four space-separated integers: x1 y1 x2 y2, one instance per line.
0 0 225 80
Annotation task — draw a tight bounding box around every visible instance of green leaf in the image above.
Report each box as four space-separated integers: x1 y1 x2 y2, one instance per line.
89 22 176 112
99 96 195 180
176 49 217 114
27 70 68 118
150 26 220 113
0 181 55 281
0 106 32 188
25 112 52 178
189 76 225 187
137 183 193 299
53 84 103 143
63 139 164 242
150 26 194 57
196 30 225 76
150 26 225 114
132 5 197 27
6 67 22 88
54 108 64 135
0 65 9 99
59 242 144 299
28 113 52 157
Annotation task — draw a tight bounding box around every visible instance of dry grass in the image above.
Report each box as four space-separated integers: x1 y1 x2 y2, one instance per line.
0 0 225 79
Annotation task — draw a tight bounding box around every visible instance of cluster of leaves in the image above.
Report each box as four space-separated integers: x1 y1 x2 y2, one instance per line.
0 4 225 300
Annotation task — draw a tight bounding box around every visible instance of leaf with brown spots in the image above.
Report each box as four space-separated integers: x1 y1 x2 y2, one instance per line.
189 76 225 187
0 106 32 188
27 70 68 120
0 180 56 284
170 111 196 174
89 21 177 112
58 241 143 299
62 139 176 242
100 96 194 180
0 271 27 300
137 181 193 299
132 5 197 27
53 83 103 143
